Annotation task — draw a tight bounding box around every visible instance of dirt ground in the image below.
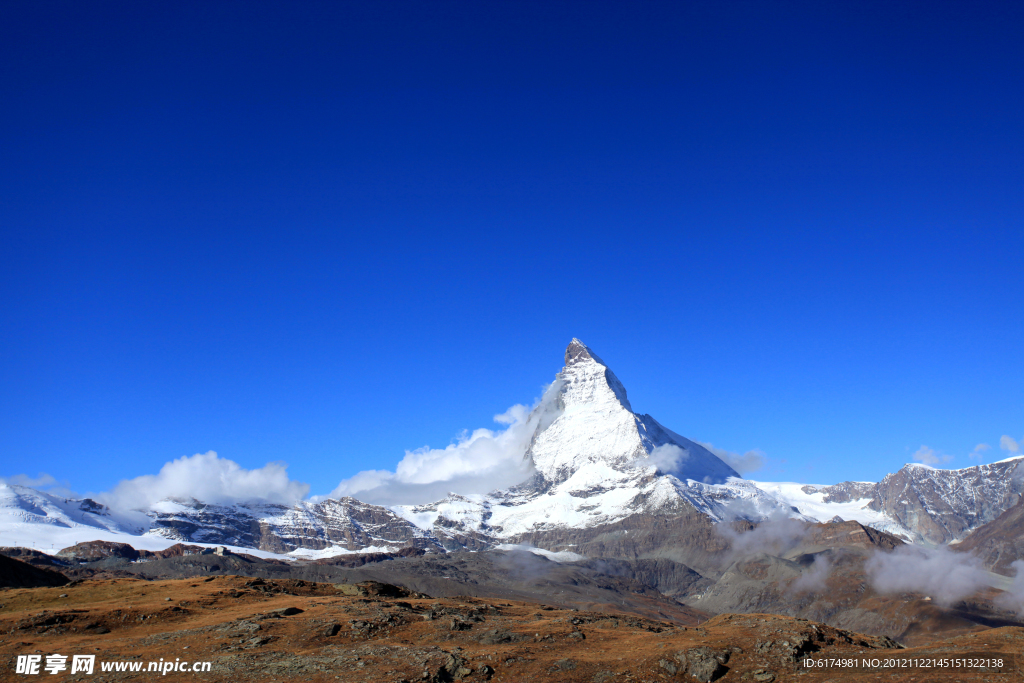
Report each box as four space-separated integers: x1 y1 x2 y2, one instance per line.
1 576 1021 682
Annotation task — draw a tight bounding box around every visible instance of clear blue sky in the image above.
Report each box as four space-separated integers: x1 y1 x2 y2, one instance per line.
2 0 1022 498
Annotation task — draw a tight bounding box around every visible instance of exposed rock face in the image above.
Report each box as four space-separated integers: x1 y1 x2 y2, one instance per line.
514 510 735 573
797 459 1024 545
148 497 444 553
866 460 1023 545
574 557 714 597
57 540 141 561
0 547 69 569
953 495 1024 573
800 520 903 552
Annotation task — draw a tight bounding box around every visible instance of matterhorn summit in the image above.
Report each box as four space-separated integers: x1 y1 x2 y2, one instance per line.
395 339 771 542
523 338 739 487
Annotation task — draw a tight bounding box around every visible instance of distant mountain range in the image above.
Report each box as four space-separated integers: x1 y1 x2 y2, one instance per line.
2 338 1022 569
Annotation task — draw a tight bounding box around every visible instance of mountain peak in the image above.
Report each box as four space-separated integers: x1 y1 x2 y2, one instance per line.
565 338 604 366
521 338 740 488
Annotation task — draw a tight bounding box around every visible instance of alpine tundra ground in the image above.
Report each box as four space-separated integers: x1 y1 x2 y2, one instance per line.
2 576 1021 682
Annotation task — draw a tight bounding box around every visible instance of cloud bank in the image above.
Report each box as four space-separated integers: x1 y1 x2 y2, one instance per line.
1 473 60 489
912 445 953 466
0 472 78 499
323 381 563 506
716 507 810 560
864 545 989 607
699 442 766 474
632 443 689 475
791 553 832 594
98 451 310 512
995 560 1024 615
968 443 991 461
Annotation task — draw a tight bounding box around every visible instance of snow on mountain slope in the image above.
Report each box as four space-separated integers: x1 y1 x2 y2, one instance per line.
747 480 915 540
389 340 789 540
749 456 1024 544
867 457 1024 544
0 484 136 536
523 339 739 488
144 495 445 553
3 339 1022 557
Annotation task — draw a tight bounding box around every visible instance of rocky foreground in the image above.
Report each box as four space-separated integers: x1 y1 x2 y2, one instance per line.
2 575 1021 682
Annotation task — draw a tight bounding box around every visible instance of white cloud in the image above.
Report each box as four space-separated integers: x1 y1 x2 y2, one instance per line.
791 553 832 594
864 545 988 607
968 443 991 461
716 507 809 560
0 473 59 488
698 442 766 474
99 451 309 512
1000 435 1022 454
323 381 564 506
995 560 1024 615
632 443 689 475
0 472 78 498
912 445 952 466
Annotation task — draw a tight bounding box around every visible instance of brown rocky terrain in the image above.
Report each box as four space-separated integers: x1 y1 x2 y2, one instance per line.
954 496 1024 574
0 548 707 625
683 520 1024 646
2 575 1021 682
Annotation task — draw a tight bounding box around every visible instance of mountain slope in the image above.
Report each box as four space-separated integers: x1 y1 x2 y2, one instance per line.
953 495 1024 573
522 339 739 488
758 458 1024 545
3 339 1022 565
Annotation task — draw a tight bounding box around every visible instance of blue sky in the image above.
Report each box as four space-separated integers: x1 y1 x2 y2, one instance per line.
1 1 1022 501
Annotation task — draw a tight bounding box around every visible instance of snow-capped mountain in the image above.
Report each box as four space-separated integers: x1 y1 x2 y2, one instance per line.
522 339 740 488
387 339 785 541
145 496 445 553
3 338 1022 559
0 483 134 536
750 458 1024 545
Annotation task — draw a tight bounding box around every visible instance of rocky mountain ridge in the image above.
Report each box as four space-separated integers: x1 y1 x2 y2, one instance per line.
3 339 1022 570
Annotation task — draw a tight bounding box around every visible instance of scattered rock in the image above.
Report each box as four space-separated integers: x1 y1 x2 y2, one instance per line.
475 629 528 645
550 658 576 672
333 581 415 598
683 646 729 683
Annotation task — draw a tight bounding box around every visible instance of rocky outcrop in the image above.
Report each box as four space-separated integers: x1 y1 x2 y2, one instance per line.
148 496 445 553
952 495 1024 573
57 540 141 561
800 520 903 551
800 459 1024 545
867 460 1023 545
0 554 69 588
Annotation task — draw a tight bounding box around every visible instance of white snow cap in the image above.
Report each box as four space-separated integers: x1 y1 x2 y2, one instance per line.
523 339 740 486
